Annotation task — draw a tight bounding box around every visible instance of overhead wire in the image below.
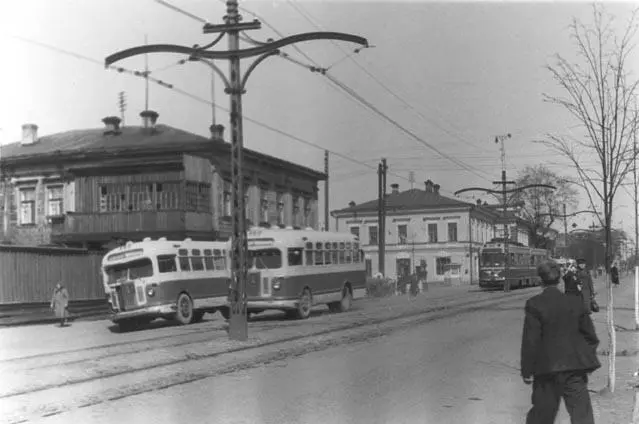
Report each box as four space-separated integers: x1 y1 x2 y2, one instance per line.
2 31 418 189
286 0 492 156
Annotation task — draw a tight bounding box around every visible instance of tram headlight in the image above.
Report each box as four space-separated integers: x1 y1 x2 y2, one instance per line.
272 277 282 291
147 288 155 297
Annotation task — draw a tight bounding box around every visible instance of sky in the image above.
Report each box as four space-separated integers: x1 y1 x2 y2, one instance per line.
0 0 638 240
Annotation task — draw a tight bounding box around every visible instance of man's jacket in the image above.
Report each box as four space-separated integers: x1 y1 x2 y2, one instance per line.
520 286 600 379
563 270 580 295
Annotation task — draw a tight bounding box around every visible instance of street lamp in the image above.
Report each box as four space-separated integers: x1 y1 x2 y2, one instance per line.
105 0 368 341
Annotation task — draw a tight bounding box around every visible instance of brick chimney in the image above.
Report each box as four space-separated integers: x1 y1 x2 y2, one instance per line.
390 183 399 194
476 199 482 206
210 124 225 140
21 124 38 145
140 110 159 129
348 201 356 208
102 116 122 135
424 179 434 192
433 184 440 194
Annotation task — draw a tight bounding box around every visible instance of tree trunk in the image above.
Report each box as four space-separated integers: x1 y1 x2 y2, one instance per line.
605 207 616 393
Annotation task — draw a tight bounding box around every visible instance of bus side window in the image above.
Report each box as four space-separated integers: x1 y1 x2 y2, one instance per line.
288 248 303 266
305 242 314 266
158 255 177 273
345 242 352 263
179 256 191 271
214 251 226 270
204 250 214 270
192 256 205 271
324 242 332 265
315 247 324 265
339 242 346 264
332 242 339 264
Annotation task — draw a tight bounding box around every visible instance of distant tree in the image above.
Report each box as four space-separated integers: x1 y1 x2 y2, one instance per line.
513 165 578 249
539 5 639 393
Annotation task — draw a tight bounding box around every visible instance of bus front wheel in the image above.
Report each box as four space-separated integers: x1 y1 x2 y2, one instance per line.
290 288 312 320
175 293 194 325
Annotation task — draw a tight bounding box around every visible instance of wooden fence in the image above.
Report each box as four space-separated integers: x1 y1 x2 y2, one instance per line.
0 245 104 304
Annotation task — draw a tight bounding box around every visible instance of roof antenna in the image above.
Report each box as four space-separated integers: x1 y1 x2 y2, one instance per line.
118 91 127 126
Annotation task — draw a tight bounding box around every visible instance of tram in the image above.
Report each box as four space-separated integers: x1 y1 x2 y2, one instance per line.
478 239 550 290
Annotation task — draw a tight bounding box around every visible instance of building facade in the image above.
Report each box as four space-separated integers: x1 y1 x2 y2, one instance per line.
331 180 534 285
0 112 323 251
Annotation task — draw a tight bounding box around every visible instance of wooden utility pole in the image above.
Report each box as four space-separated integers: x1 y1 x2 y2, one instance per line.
377 159 387 276
324 150 329 232
633 132 638 330
494 134 514 292
105 0 368 341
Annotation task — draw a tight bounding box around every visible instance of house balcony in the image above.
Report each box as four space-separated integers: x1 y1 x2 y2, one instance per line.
50 211 216 243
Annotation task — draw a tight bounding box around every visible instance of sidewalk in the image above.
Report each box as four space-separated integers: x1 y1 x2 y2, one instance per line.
587 274 639 424
0 300 110 327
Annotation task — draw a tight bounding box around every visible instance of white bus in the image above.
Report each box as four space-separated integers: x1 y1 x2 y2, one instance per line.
242 226 367 319
102 237 230 331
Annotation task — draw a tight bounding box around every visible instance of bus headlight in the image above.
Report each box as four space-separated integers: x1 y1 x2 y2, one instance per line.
147 288 155 297
272 277 282 290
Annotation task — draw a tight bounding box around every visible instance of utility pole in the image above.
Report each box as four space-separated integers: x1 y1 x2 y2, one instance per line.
105 0 368 341
563 203 568 258
468 206 474 285
495 134 514 292
377 160 384 276
118 91 127 126
455 133 556 293
633 130 638 330
409 171 415 190
381 158 388 276
324 150 329 232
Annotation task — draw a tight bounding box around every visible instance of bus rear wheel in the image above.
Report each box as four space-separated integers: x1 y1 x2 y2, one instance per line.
175 293 194 325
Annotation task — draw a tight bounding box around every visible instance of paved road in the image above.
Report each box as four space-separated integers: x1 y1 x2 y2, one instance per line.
23 294 587 424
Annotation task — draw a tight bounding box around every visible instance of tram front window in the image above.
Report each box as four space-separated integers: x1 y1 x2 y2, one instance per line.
481 252 505 267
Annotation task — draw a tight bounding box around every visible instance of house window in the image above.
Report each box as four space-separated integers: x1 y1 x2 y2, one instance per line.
436 256 451 276
448 222 458 242
128 183 153 211
398 224 408 245
428 223 438 243
46 185 64 216
19 187 36 225
260 187 269 223
292 195 300 225
154 183 180 210
303 197 311 226
350 226 360 237
368 225 378 246
185 182 211 212
276 192 284 224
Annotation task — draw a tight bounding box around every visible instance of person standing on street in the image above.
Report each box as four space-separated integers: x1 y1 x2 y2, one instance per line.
563 263 581 297
575 258 597 314
521 260 600 424
611 262 620 286
50 282 70 327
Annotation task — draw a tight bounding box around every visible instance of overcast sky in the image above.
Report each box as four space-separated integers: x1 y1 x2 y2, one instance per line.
0 0 638 237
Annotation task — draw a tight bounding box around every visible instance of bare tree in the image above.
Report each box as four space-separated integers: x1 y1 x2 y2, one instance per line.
539 5 639 393
513 165 579 249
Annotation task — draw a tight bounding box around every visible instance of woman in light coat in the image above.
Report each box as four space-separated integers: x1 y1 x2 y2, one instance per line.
50 282 70 327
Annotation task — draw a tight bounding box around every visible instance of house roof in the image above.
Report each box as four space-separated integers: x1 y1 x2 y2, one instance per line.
1 124 326 180
331 188 475 215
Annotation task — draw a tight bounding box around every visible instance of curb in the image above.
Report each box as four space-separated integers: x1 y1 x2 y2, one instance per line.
0 311 110 328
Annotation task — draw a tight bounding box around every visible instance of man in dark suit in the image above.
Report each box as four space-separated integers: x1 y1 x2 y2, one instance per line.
521 260 601 424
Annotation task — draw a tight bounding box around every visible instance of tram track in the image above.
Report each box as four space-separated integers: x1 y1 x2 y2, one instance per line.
0 288 471 372
0 288 532 401
1 290 533 424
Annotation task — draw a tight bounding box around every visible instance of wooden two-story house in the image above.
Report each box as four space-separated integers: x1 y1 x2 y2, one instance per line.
0 111 323 251
331 180 501 284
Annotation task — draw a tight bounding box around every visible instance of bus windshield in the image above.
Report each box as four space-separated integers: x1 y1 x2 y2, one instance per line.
105 258 154 284
250 248 282 269
481 252 505 267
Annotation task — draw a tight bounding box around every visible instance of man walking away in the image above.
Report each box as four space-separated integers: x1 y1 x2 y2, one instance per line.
50 282 70 327
521 260 600 424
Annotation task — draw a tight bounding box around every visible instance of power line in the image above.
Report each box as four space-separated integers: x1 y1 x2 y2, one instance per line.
3 32 418 188
286 0 491 155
